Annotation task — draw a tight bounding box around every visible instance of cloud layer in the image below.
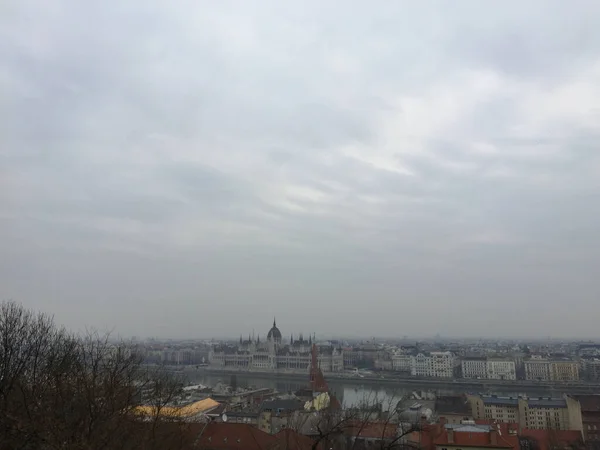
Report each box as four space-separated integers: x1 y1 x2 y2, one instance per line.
2 0 600 338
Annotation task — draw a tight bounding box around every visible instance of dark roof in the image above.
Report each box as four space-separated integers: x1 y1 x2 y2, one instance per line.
193 423 277 450
528 399 567 408
225 411 259 419
482 396 566 408
574 395 600 411
435 395 471 416
274 429 318 450
482 397 519 406
260 398 304 413
267 318 282 341
519 429 583 450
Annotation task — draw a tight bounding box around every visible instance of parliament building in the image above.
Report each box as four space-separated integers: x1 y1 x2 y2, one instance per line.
208 319 344 373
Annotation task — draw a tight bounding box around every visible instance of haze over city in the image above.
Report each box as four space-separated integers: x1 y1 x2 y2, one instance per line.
2 1 599 339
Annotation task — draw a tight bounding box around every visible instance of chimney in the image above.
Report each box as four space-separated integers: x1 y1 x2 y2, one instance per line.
448 429 454 444
490 428 498 445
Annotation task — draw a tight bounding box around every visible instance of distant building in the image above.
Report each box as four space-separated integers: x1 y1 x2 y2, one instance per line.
435 395 473 425
573 395 600 442
467 394 583 431
461 357 516 380
412 352 455 378
209 319 343 373
581 358 600 381
392 354 412 373
462 357 487 379
524 359 579 382
486 358 517 380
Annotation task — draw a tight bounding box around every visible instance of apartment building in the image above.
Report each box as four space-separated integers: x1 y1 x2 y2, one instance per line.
392 354 412 373
467 394 583 431
524 359 579 381
582 359 600 381
412 352 455 378
486 359 517 380
462 357 487 379
462 357 516 380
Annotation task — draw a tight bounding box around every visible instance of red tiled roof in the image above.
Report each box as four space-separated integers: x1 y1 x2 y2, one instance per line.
345 421 398 439
520 429 583 450
192 423 277 450
434 430 516 448
274 429 318 450
407 424 519 450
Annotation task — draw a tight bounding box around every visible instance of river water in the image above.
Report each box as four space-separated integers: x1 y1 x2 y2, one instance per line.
182 371 490 409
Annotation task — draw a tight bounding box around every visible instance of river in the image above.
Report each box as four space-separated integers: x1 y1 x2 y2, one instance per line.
181 371 533 410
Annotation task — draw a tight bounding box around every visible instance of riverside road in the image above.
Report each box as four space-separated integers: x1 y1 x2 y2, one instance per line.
164 366 600 396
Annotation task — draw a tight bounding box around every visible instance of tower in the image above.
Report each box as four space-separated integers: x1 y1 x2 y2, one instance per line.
309 343 329 394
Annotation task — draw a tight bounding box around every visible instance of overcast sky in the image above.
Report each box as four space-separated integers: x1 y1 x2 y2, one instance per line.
2 1 600 340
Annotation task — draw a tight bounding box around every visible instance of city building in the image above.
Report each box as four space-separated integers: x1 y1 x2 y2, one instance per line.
524 359 579 382
486 358 517 380
462 357 487 379
412 352 455 378
406 422 519 450
467 394 583 431
435 395 473 425
462 357 516 380
573 395 600 442
582 359 600 381
392 354 412 373
209 319 344 373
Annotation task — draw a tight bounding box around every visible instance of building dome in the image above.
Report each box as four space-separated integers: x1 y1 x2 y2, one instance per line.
267 318 282 342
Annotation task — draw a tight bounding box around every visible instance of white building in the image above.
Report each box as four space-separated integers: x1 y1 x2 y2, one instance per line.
486 359 516 380
462 358 487 379
392 354 412 373
411 352 455 378
209 320 344 373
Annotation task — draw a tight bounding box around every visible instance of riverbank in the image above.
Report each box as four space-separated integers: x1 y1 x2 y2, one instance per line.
172 367 600 394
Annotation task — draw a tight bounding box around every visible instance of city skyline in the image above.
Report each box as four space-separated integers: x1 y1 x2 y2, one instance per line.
2 1 600 339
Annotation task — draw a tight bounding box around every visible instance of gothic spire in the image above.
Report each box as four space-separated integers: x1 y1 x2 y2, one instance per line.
290 333 294 344
273 316 276 327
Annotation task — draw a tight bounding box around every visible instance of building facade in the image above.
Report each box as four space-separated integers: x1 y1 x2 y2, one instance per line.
462 357 487 379
209 320 344 373
392 354 412 373
524 359 579 381
411 352 455 378
467 394 583 431
486 359 517 380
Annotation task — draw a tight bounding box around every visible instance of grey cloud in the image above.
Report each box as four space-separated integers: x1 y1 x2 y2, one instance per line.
1 0 600 338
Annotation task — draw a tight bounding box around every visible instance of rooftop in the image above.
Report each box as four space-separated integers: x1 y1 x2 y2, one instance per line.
435 395 471 416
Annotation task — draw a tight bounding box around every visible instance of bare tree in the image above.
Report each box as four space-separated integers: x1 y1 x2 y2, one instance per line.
285 390 422 450
0 301 190 450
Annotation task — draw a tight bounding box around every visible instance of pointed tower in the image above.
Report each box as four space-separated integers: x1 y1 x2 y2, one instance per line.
309 334 312 345
309 343 328 394
290 333 294 345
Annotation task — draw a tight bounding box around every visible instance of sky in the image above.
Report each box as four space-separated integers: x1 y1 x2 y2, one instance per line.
1 1 600 339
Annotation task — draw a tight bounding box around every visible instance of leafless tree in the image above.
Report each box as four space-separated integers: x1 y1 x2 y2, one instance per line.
0 301 190 450
285 390 422 450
